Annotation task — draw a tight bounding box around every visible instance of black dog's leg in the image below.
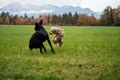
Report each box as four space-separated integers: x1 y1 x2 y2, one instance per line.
42 44 47 52
40 47 43 54
47 39 55 53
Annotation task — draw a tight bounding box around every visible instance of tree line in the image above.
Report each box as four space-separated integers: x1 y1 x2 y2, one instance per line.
0 6 120 26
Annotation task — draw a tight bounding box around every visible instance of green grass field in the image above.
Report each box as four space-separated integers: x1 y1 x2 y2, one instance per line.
0 25 120 80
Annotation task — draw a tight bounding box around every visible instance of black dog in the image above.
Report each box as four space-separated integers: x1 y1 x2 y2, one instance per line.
29 19 55 53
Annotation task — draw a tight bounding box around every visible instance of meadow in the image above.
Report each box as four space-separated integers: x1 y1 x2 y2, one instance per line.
0 25 120 80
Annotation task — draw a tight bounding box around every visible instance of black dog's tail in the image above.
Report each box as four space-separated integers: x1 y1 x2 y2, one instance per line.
47 39 55 53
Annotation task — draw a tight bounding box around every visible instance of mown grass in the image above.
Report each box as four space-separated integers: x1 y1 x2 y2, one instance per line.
0 25 120 80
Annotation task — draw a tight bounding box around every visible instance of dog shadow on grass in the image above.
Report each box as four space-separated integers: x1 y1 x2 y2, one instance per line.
28 46 64 57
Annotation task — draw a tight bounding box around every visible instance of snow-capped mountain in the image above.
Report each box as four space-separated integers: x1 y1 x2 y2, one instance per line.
0 3 101 18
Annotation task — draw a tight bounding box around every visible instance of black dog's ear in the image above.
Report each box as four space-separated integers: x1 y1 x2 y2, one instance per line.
39 19 43 25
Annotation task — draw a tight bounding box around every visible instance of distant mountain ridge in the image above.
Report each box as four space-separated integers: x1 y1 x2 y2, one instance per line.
0 2 101 18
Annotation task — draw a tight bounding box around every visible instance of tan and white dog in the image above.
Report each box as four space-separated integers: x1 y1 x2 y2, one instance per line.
49 27 64 47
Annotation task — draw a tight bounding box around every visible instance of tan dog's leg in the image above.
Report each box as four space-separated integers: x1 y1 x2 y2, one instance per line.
59 39 63 47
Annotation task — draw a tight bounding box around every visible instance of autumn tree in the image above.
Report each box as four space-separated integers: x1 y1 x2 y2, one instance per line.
77 14 89 26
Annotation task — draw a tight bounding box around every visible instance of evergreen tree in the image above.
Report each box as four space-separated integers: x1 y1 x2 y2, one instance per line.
73 12 79 25
101 6 114 25
24 13 28 18
68 12 73 25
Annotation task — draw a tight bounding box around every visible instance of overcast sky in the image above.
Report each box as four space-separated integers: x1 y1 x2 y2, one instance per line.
0 0 120 12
